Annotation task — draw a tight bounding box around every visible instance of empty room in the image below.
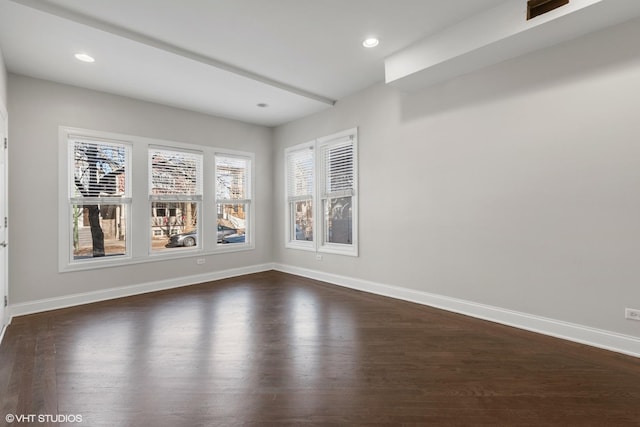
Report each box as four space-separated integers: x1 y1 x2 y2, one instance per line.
0 0 639 425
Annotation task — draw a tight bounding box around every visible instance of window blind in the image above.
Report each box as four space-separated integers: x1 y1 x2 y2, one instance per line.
216 155 249 201
319 138 354 199
71 138 129 201
286 146 314 201
149 148 203 200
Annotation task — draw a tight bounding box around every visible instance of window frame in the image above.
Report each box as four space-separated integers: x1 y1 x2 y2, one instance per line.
214 150 255 252
58 127 256 272
284 128 358 257
284 141 316 252
317 130 358 256
148 146 203 256
61 131 133 269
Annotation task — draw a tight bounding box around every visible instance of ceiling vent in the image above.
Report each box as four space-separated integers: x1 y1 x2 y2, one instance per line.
527 0 570 20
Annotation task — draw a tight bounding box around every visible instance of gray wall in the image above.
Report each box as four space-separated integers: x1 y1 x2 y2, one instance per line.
8 75 273 304
273 18 640 338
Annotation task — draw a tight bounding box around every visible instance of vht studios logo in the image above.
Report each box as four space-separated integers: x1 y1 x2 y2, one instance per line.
5 413 83 424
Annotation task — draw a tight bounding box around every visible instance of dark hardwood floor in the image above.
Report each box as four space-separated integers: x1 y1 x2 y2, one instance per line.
1 271 639 426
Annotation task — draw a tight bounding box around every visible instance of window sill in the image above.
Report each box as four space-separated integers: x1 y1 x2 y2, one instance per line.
319 244 358 257
59 244 255 272
285 241 316 252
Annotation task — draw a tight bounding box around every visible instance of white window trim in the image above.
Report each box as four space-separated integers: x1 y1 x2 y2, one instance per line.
213 149 255 253
317 129 358 257
284 128 358 257
59 129 134 270
58 127 255 272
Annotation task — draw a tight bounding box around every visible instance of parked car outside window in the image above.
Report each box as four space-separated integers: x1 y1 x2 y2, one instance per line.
165 225 239 247
221 233 245 244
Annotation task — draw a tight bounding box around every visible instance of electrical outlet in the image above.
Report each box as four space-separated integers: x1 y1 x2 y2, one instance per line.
625 308 640 321
196 258 206 265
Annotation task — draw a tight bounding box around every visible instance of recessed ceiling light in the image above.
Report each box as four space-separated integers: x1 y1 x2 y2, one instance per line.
362 38 379 48
256 103 269 108
74 53 95 63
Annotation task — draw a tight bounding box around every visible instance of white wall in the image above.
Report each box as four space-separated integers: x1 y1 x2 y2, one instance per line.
274 18 640 339
8 75 273 304
0 46 7 111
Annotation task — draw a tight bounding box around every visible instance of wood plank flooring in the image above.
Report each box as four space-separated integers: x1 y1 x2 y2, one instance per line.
1 271 639 426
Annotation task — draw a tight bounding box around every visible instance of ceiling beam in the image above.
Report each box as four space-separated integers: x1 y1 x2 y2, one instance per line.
10 0 336 106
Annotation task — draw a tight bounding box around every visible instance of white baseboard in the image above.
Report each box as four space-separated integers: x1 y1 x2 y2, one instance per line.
0 323 7 347
7 263 274 320
6 262 639 358
273 263 640 358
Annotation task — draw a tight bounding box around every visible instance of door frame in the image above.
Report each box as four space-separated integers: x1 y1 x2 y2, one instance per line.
0 105 7 341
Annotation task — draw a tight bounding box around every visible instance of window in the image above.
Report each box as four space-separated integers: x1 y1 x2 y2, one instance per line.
59 127 256 271
285 143 315 249
319 136 356 247
67 136 131 262
149 148 202 253
285 128 358 256
215 154 252 246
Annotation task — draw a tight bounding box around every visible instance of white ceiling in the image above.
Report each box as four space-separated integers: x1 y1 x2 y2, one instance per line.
1 0 637 127
0 0 505 126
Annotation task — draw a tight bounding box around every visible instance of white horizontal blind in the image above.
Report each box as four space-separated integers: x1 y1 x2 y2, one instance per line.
286 146 314 202
216 155 249 202
68 135 132 262
70 138 130 203
319 137 354 199
149 148 203 201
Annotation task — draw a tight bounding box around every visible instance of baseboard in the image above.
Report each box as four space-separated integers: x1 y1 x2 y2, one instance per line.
273 263 640 358
7 262 639 358
8 263 274 320
0 323 8 347
1 307 13 346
